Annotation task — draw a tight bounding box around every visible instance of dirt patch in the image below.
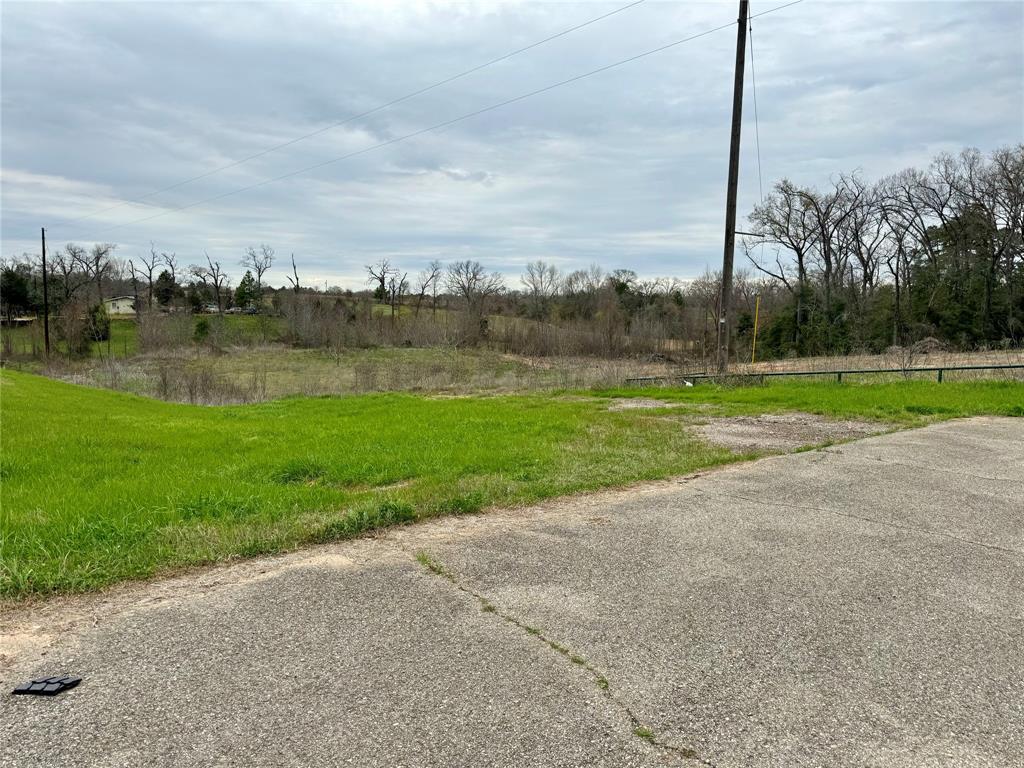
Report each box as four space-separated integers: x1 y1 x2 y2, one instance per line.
696 412 894 453
607 398 683 411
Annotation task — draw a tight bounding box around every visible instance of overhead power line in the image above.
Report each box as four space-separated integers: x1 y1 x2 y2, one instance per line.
66 0 647 225
82 0 804 239
749 13 765 203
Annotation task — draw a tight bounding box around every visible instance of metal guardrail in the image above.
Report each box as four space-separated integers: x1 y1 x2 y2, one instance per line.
625 363 1024 386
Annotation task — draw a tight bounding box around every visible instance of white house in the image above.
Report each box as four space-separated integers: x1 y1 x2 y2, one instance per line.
103 296 136 315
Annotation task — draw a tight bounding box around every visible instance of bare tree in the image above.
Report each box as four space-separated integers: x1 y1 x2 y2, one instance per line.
520 260 561 319
242 244 274 294
366 258 395 303
127 243 162 310
839 178 886 297
189 253 230 312
50 243 91 308
797 176 863 324
445 260 504 320
562 265 604 320
988 145 1024 338
285 253 301 294
877 192 917 346
413 261 442 317
387 272 408 318
86 243 117 304
747 180 815 291
747 180 816 346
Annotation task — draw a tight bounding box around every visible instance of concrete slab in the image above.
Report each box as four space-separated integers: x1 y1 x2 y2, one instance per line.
2 417 1022 767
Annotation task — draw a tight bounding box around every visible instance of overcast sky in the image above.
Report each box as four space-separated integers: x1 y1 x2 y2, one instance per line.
2 0 1021 289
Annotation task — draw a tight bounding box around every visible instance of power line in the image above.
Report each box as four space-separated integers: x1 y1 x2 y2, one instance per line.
750 0 804 20
65 0 647 226
749 13 765 203
81 0 804 239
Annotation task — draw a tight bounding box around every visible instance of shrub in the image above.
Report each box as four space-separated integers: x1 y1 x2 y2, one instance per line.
88 303 111 341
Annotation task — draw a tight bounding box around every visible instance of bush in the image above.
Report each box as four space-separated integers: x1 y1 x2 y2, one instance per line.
89 303 110 342
137 311 193 352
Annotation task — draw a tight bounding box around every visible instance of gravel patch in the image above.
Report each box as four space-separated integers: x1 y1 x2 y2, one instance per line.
695 411 893 452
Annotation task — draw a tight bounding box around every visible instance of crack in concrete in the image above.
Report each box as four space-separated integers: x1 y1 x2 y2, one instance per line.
861 454 1019 483
708 491 1023 558
407 548 715 767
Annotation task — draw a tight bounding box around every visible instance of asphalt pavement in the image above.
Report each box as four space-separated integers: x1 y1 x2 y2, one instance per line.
2 417 1022 767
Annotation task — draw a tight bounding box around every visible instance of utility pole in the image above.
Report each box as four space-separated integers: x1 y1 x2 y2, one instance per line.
717 0 748 373
41 227 50 357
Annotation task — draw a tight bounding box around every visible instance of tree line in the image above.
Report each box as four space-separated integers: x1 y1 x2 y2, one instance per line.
2 144 1020 362
745 145 1022 356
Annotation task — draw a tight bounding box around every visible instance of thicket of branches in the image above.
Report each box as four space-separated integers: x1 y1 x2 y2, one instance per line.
3 145 1020 364
745 145 1023 356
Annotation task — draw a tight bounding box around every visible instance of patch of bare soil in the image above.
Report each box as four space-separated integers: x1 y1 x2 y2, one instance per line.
607 397 683 411
696 412 893 453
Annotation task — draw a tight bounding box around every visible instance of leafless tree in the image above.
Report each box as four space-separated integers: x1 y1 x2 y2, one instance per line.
562 265 604 320
797 176 864 322
521 260 561 319
838 178 886 299
446 260 504 320
747 180 815 292
988 145 1024 336
366 258 395 303
386 272 408 318
189 253 230 312
285 253 301 294
243 244 274 293
127 243 163 310
161 251 178 282
86 243 117 303
49 244 91 308
413 260 442 317
877 192 917 346
954 147 1023 333
747 180 817 346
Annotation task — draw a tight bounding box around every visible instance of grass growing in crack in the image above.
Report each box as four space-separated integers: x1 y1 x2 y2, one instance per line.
415 551 450 579
410 552 703 759
413 553 612 696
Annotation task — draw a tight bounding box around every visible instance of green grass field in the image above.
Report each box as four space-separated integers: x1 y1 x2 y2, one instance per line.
1 371 1021 599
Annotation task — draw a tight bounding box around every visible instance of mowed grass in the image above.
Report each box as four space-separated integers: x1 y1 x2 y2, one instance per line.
2 371 1020 600
0 370 738 599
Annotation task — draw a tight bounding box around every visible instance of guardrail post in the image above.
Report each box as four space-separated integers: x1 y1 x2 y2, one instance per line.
937 368 943 383
837 372 842 383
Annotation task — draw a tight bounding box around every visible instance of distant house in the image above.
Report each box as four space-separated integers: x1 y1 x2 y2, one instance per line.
103 296 136 315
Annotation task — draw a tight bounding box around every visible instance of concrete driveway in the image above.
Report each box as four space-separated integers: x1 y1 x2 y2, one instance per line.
2 417 1022 767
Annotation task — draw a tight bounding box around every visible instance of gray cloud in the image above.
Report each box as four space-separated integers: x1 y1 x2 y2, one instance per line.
2 0 1021 288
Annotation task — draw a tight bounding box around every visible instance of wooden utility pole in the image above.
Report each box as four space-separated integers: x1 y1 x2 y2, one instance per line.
717 0 748 373
41 227 50 357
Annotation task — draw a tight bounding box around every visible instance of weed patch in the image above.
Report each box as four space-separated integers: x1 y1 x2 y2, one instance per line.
273 458 328 485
